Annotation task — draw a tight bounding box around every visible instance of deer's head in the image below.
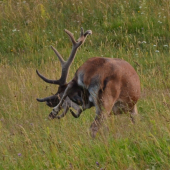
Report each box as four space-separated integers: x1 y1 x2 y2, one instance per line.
36 28 92 108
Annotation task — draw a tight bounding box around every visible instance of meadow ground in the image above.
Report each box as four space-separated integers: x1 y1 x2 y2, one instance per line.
0 0 170 169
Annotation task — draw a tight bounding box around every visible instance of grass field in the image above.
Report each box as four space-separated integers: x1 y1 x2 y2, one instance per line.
1 0 170 169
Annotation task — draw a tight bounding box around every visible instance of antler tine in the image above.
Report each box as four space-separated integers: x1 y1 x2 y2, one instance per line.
64 29 76 45
76 29 92 47
80 27 84 37
37 94 57 102
51 46 65 66
36 69 61 84
84 30 92 37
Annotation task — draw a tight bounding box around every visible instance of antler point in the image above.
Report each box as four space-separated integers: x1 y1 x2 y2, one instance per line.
64 29 69 33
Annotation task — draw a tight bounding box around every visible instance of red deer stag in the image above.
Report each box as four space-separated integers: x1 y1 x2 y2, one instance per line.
37 28 141 137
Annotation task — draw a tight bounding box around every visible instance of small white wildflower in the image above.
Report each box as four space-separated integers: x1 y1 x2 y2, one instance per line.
12 29 17 32
158 21 162 23
135 54 138 56
163 16 166 18
163 45 168 47
155 50 159 53
75 31 77 33
153 45 156 47
142 41 146 43
43 30 45 32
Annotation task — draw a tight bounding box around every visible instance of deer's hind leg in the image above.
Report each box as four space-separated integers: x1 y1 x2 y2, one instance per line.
112 101 138 123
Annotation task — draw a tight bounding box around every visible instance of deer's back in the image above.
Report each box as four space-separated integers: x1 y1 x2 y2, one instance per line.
75 57 140 104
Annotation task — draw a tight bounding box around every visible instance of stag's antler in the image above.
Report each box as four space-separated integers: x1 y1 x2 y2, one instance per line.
36 28 92 86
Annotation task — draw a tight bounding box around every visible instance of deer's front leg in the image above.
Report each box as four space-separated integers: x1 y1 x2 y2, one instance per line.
90 113 104 138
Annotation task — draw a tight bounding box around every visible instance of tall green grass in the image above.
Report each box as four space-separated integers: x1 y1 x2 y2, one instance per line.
1 0 170 169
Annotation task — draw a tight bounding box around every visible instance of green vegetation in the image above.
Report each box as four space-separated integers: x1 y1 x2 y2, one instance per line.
0 0 170 169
